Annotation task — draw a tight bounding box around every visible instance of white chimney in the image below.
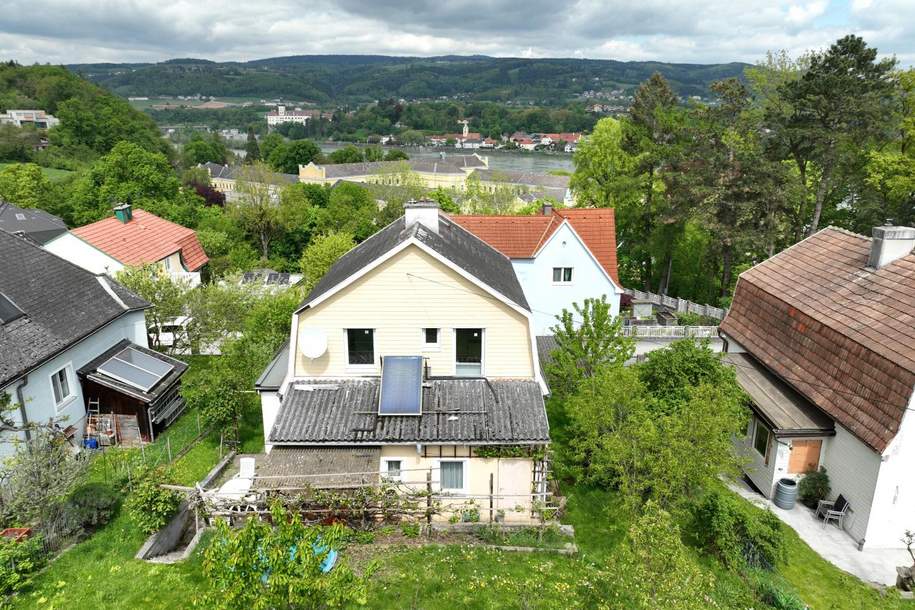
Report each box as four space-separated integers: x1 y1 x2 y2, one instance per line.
867 225 915 269
404 199 440 234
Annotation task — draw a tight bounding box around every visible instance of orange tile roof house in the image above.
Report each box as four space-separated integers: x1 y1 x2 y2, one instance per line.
451 205 622 334
45 204 208 285
720 225 915 549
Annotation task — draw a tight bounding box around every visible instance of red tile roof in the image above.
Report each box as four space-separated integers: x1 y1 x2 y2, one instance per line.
450 208 619 284
71 209 209 271
720 227 915 453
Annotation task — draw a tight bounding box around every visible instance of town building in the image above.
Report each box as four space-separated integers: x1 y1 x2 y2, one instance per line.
199 162 299 200
298 154 487 190
0 202 67 245
266 105 325 127
256 200 550 522
44 205 209 286
451 205 621 334
0 229 187 456
720 225 915 549
0 109 60 129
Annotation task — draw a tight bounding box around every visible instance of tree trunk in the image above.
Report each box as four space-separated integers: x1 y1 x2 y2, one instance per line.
657 251 673 295
808 165 831 237
259 232 270 258
720 243 733 299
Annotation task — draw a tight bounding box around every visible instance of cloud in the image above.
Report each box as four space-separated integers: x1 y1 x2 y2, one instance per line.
0 0 911 66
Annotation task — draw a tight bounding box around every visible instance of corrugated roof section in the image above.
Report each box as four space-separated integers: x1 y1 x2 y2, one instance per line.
270 378 549 445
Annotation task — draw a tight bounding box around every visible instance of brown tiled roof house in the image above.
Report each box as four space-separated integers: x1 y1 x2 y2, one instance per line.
720 225 915 549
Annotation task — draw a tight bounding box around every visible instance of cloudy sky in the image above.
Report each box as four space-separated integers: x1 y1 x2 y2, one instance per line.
0 0 911 66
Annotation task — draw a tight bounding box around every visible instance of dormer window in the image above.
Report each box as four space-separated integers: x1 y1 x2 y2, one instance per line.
346 329 374 366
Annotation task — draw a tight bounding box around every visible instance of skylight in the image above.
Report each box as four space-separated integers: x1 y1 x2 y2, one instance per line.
0 292 25 325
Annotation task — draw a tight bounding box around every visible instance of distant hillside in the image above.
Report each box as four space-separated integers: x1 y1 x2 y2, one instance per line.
68 55 749 105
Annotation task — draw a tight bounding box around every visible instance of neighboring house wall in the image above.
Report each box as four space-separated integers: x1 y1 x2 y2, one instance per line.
0 310 148 458
293 246 535 379
511 223 621 334
44 233 124 275
866 391 915 548
261 391 281 452
379 445 536 522
819 424 882 546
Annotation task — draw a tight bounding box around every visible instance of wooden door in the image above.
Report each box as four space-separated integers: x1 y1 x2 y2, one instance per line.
788 440 822 474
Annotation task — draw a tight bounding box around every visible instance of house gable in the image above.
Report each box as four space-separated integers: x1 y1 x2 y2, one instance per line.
293 245 536 380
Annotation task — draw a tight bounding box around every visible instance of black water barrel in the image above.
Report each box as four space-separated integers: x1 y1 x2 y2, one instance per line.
773 478 798 509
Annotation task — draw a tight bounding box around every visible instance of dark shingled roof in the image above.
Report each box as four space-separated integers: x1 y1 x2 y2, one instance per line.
270 378 549 445
0 203 67 245
299 215 530 311
0 229 148 387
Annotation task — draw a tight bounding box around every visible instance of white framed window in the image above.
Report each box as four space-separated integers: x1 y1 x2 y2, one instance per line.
552 267 573 283
422 328 440 351
438 459 468 494
50 364 75 409
162 256 172 271
345 328 375 368
381 458 403 481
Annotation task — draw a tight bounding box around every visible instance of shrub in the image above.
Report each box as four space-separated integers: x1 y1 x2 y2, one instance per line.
124 467 181 534
66 482 120 532
693 491 786 569
798 467 830 509
752 571 806 610
400 522 420 538
0 536 46 595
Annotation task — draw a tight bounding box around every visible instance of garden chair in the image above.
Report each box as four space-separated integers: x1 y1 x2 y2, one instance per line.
816 494 849 530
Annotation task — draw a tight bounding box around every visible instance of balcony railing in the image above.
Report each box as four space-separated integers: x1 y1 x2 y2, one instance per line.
621 325 719 339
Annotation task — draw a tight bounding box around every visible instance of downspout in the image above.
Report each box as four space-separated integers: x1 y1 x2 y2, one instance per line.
15 377 32 446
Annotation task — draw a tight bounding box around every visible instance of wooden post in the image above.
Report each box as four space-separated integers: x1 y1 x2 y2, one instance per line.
489 473 494 523
167 437 172 462
426 468 433 528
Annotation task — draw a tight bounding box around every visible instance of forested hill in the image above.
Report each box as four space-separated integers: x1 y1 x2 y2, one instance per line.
69 55 749 104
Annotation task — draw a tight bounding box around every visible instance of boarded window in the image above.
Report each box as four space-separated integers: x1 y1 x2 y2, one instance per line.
788 440 822 474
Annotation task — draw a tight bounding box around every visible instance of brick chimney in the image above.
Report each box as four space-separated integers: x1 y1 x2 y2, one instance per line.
404 199 439 234
113 203 133 223
867 225 915 269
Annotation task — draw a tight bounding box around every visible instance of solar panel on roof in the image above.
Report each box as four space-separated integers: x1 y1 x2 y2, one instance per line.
242 272 257 284
266 272 280 284
278 273 290 284
378 356 423 416
97 346 175 392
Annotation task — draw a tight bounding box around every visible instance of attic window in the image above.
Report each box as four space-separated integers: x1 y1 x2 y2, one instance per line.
0 292 25 325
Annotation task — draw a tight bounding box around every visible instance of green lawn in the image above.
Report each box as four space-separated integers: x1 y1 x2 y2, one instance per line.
0 162 73 182
10 354 915 608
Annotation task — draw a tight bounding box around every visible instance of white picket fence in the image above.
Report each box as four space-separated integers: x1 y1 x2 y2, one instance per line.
624 288 726 321
621 325 719 339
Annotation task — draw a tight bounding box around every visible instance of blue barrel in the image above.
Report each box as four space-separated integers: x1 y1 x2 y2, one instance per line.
773 478 798 509
84 437 99 450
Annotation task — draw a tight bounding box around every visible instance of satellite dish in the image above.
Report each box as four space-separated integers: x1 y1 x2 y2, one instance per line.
299 327 328 359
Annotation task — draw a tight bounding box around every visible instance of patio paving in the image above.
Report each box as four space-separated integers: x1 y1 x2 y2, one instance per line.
730 480 911 586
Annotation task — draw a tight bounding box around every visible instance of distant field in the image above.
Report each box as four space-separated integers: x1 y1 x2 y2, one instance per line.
127 96 272 111
0 162 74 181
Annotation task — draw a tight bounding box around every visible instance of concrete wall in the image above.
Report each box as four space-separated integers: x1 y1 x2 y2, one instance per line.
260 390 281 453
866 389 915 548
293 246 535 379
511 222 621 335
44 233 123 275
0 310 148 458
379 445 539 523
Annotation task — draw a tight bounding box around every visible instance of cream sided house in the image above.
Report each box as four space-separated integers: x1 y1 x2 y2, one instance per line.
44 204 209 286
451 205 622 334
257 200 551 523
720 225 915 549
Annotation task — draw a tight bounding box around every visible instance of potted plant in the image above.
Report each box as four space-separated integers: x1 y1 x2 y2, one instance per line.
798 467 830 509
898 531 915 592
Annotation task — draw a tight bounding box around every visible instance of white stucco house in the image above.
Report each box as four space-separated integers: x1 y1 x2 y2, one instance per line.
44 204 209 286
720 225 915 549
0 229 192 457
451 205 622 334
254 200 551 523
